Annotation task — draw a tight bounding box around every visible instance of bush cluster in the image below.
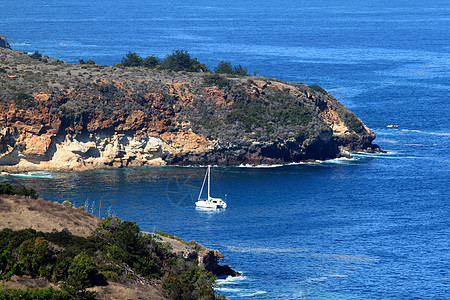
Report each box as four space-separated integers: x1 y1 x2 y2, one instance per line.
226 87 312 133
214 61 249 76
0 183 38 199
119 50 251 77
342 111 365 134
119 50 210 72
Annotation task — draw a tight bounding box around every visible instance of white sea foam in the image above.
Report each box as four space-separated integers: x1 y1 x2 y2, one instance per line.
214 287 243 293
313 253 380 263
216 273 247 285
226 245 309 253
237 163 284 168
239 290 267 297
306 276 328 282
375 138 398 144
428 132 450 136
325 274 349 278
10 171 54 179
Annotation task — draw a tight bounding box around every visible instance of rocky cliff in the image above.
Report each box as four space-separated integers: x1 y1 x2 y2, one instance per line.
0 33 11 49
0 47 380 172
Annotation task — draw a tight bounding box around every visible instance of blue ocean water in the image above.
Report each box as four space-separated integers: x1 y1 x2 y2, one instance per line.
1 0 449 299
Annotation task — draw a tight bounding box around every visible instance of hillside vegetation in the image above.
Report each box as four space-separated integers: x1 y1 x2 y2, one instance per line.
0 192 229 299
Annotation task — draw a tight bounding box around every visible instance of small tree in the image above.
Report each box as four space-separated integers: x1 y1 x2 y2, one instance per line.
214 61 249 76
17 237 52 277
233 64 249 76
63 252 97 297
214 61 234 74
161 50 209 72
121 51 143 67
143 55 160 68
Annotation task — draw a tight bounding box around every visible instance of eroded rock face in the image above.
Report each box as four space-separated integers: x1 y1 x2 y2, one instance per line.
0 33 11 49
0 48 381 172
159 235 240 278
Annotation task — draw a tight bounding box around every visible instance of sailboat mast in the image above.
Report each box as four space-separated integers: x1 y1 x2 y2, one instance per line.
207 165 211 199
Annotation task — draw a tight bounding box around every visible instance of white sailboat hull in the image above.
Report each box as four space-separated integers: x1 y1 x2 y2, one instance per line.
195 198 227 209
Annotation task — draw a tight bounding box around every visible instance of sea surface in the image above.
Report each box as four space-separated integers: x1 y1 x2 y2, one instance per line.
1 0 449 299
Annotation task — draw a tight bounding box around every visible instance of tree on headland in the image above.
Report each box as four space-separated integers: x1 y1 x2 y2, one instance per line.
118 49 210 72
121 51 144 67
215 60 249 76
143 55 160 68
161 49 209 72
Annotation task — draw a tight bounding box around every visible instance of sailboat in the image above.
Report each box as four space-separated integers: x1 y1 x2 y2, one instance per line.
195 166 227 209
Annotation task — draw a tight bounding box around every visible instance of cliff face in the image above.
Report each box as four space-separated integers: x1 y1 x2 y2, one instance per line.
0 48 380 172
0 33 11 49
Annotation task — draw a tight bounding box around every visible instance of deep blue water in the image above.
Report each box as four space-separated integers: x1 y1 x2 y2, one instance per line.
1 0 449 299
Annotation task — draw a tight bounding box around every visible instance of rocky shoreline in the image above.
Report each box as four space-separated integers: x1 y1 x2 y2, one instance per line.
0 40 381 173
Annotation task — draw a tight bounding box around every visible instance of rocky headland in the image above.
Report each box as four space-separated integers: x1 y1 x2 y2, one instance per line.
0 45 380 172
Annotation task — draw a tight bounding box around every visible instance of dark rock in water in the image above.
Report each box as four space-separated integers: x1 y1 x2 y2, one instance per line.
0 33 11 49
211 264 241 278
199 248 241 277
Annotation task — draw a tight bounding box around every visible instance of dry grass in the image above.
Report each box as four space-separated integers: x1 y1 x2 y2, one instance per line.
0 194 100 237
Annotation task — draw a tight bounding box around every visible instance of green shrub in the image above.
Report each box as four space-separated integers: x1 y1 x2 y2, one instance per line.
227 90 312 132
308 84 327 93
343 112 365 134
203 74 230 88
121 51 144 67
17 237 53 277
0 68 6 74
161 50 209 72
215 60 249 76
214 61 234 74
63 253 97 293
0 183 38 199
14 92 33 101
0 286 72 300
0 244 23 281
143 55 160 68
62 200 72 208
29 51 42 60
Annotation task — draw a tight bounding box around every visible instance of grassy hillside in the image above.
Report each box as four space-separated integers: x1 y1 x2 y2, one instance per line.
0 185 229 299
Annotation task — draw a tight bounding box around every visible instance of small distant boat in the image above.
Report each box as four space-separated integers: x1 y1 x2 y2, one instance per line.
386 124 399 128
195 166 227 209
